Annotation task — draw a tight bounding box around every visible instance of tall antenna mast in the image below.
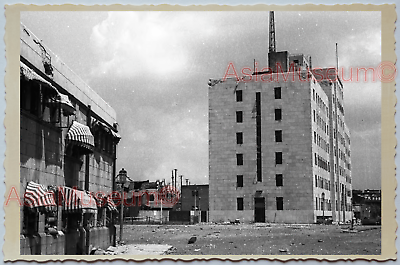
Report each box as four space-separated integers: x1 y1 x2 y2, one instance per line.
269 11 276 53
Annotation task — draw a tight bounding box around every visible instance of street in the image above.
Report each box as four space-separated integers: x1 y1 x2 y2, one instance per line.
119 223 381 255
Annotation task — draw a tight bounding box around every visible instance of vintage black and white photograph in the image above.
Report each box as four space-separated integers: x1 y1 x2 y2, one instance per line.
6 5 396 260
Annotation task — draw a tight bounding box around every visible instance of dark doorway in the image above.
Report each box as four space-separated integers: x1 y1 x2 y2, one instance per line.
254 197 265 222
201 211 207 222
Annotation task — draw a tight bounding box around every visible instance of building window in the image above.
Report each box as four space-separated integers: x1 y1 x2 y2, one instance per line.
315 153 317 166
313 110 316 122
274 87 281 99
236 90 243 102
236 154 243 166
276 174 283 186
237 175 243 187
237 198 244 211
276 197 283 210
313 89 315 101
315 175 318 187
236 111 243 123
236 132 243 145
275 130 282 142
275 109 282 121
275 152 282 165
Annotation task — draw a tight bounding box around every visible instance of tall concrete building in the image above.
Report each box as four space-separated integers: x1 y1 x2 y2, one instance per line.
208 50 353 224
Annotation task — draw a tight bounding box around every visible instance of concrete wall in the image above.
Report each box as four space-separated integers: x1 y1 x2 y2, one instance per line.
20 227 113 255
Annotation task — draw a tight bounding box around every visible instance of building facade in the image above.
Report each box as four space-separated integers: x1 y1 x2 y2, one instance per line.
208 51 352 224
20 23 120 255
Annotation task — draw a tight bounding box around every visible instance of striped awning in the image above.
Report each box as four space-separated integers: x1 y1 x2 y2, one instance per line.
20 61 58 95
24 181 56 213
66 121 95 152
59 186 97 213
59 186 80 212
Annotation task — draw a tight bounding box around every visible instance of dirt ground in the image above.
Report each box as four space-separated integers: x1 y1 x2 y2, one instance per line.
120 223 381 255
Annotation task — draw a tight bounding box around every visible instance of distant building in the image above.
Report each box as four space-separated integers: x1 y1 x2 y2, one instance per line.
180 185 209 222
20 23 120 255
208 49 352 224
181 185 209 211
352 189 381 224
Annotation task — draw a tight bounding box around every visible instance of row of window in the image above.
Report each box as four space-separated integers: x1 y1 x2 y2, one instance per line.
336 130 346 147
236 130 282 145
312 88 329 117
236 174 283 188
314 153 330 172
337 113 345 129
316 198 352 212
313 110 329 136
345 175 352 184
93 129 116 156
345 133 351 146
333 85 344 108
337 164 346 177
235 108 282 123
315 197 332 211
236 152 283 166
315 175 331 191
336 97 345 116
337 147 347 163
314 131 330 154
21 79 65 125
237 197 284 211
235 87 282 103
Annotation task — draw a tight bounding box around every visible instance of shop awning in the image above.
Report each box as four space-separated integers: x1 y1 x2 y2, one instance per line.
24 181 56 213
110 130 121 141
75 190 98 213
59 186 80 212
66 121 95 152
59 186 97 213
92 120 121 141
50 92 75 115
20 61 58 95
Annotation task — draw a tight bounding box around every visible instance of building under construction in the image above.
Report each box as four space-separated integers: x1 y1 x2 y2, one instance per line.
208 12 352 223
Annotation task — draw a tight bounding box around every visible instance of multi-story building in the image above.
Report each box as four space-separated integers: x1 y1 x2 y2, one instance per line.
19 23 120 254
208 50 352 224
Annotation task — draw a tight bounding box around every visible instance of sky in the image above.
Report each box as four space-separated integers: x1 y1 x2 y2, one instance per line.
20 11 381 190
